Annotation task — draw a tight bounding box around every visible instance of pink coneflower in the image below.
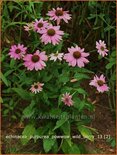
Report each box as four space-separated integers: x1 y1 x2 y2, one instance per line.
30 82 44 94
89 74 109 93
24 22 34 31
33 18 49 33
40 25 64 45
23 50 48 71
9 44 27 60
64 45 89 68
62 93 73 107
96 40 109 57
49 51 64 61
47 7 71 25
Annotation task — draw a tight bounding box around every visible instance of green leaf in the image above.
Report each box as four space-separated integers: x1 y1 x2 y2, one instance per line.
35 127 44 136
52 139 58 153
42 91 48 103
3 109 9 115
111 73 116 81
12 87 31 100
43 137 56 153
68 144 80 154
23 100 35 117
61 121 70 135
62 139 73 153
111 50 116 57
4 70 14 77
88 1 97 7
62 140 69 153
74 73 90 80
78 100 86 111
77 125 94 141
49 108 61 116
77 88 87 95
43 74 52 82
0 72 9 86
73 97 81 109
59 74 69 83
61 86 72 93
10 59 15 69
106 61 116 69
70 67 93 74
33 127 45 143
74 98 91 111
106 137 116 148
21 124 35 145
111 139 116 148
53 112 68 131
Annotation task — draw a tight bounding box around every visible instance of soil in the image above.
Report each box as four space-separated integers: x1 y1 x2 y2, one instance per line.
82 80 116 154
1 80 116 154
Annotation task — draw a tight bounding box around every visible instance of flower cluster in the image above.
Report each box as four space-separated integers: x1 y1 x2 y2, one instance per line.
8 7 109 107
24 7 71 45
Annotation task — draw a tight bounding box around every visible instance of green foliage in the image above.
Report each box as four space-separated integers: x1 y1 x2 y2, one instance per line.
22 100 36 117
12 87 32 101
77 125 94 142
43 137 56 153
0 72 9 86
21 124 35 145
106 137 116 148
105 49 116 113
62 140 80 154
106 50 116 70
53 112 68 131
